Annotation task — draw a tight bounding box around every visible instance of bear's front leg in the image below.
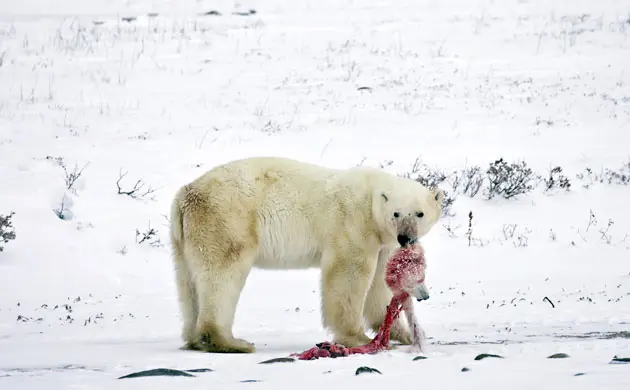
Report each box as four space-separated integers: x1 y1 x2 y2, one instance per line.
320 249 378 348
363 248 413 345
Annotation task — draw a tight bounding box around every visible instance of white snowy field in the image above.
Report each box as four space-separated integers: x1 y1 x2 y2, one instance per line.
1 0 629 388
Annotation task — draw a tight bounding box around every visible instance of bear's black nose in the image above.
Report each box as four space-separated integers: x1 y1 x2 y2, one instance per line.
397 234 411 247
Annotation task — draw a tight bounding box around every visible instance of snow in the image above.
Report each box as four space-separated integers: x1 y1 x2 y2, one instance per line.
1 0 629 388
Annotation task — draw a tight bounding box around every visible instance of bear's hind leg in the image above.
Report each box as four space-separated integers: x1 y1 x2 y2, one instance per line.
363 249 413 345
321 250 378 348
174 261 199 350
192 249 256 354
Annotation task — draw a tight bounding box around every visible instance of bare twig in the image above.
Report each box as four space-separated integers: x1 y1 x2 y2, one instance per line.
543 296 555 308
116 169 157 200
599 219 614 244
53 194 72 220
502 224 518 240
586 209 597 232
135 222 162 247
466 211 473 247
60 161 89 193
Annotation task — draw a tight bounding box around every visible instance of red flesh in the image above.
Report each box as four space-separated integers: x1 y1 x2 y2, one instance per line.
290 245 426 361
290 291 410 360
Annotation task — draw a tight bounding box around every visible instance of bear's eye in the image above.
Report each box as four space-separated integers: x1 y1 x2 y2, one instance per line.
416 212 424 218
393 212 400 218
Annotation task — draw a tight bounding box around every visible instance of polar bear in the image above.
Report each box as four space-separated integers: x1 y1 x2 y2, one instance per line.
169 156 444 353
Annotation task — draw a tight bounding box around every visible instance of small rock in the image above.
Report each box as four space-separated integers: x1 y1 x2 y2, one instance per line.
413 355 428 361
547 353 570 359
355 366 382 375
574 372 586 376
461 367 470 372
233 9 257 16
474 353 504 361
184 368 214 373
610 356 630 364
259 357 295 364
241 379 262 383
118 368 195 379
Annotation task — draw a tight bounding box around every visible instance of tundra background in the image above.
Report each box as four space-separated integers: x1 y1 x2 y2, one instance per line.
0 0 629 388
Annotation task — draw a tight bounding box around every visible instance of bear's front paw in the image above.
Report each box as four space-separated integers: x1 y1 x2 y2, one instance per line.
333 333 372 348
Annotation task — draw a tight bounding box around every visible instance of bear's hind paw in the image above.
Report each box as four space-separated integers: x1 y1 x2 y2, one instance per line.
196 333 256 354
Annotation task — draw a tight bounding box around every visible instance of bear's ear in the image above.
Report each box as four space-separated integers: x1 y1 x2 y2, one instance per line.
432 187 445 204
381 192 389 202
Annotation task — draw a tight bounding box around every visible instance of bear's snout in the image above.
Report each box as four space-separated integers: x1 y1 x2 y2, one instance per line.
395 216 418 247
397 234 414 247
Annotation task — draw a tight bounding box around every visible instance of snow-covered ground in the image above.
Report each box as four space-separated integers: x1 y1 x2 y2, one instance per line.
1 0 629 388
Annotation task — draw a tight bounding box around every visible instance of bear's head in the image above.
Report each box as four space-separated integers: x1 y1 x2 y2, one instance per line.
375 183 444 248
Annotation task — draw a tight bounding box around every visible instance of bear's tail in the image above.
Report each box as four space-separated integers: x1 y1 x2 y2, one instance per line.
170 186 187 260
